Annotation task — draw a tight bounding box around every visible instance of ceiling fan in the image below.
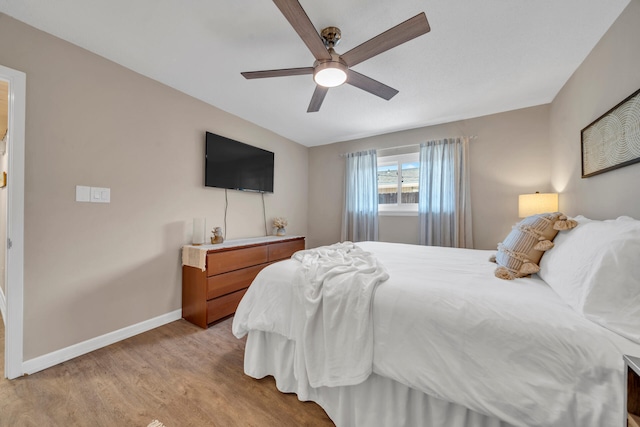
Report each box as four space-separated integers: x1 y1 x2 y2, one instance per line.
241 0 431 112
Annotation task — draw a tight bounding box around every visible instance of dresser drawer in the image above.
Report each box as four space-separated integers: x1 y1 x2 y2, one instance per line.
206 288 248 324
207 246 268 276
206 263 267 300
268 239 305 262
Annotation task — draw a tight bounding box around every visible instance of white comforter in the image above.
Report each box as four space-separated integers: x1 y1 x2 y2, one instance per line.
233 241 628 427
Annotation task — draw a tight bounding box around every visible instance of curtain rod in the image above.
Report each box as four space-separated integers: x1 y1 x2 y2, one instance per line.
338 135 478 157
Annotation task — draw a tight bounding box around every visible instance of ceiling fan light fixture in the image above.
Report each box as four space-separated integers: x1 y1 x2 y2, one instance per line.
240 1 431 112
313 61 348 88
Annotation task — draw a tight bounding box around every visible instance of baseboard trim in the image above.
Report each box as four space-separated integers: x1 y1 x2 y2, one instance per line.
0 286 6 324
22 309 182 375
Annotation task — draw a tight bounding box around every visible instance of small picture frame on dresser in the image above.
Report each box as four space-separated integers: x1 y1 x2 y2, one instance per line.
625 355 640 427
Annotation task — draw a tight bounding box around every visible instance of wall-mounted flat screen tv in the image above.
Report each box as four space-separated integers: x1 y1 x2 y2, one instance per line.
205 132 274 193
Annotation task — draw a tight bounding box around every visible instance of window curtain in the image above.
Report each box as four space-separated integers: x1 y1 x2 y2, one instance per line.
341 149 379 242
418 138 473 248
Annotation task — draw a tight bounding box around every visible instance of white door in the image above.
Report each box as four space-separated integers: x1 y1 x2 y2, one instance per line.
0 64 26 380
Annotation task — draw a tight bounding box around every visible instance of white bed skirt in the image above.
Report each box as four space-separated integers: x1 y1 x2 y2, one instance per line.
244 330 514 427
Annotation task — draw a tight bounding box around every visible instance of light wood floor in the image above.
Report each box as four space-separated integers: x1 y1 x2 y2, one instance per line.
0 317 334 426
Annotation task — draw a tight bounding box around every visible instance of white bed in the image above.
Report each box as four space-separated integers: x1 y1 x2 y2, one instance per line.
232 223 640 427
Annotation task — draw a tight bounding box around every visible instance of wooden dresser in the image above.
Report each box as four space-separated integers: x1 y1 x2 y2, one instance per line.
627 355 640 427
182 236 305 328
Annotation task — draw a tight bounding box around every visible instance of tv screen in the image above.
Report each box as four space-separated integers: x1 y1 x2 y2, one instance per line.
205 132 274 193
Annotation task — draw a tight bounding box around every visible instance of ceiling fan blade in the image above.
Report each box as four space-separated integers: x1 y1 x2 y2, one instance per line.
273 0 332 61
340 13 430 67
307 86 329 112
346 70 398 100
241 67 314 79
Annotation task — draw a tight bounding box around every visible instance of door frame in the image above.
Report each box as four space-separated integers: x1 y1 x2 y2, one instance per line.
0 64 26 380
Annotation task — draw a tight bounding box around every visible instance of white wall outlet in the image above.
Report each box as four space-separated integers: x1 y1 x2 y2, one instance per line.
76 185 91 202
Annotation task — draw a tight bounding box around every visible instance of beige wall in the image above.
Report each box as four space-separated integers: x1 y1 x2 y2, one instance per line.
308 105 551 250
550 0 640 218
0 15 308 360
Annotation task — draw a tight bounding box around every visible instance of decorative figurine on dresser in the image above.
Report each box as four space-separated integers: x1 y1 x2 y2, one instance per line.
211 227 224 244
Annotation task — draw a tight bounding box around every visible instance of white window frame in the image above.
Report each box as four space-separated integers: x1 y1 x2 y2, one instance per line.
377 153 419 216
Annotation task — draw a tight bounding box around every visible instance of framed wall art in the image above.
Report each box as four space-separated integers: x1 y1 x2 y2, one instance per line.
581 87 640 178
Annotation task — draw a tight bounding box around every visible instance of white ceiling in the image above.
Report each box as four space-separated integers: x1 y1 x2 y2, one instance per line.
0 0 631 146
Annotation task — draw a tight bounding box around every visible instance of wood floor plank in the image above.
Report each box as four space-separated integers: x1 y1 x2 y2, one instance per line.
0 318 333 426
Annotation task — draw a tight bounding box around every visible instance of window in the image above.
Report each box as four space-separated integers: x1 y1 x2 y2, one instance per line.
377 153 419 214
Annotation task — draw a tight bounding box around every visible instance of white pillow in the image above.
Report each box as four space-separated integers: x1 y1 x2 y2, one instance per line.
538 216 640 343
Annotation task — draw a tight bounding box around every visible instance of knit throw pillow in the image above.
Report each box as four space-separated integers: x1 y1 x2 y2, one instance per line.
492 213 577 280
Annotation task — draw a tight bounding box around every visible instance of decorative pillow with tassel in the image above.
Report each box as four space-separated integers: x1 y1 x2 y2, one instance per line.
490 213 577 280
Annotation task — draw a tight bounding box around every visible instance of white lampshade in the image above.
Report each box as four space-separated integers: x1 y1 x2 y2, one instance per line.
518 192 559 217
314 62 348 87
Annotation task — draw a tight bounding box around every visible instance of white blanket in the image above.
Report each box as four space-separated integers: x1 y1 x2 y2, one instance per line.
291 242 389 387
233 241 638 426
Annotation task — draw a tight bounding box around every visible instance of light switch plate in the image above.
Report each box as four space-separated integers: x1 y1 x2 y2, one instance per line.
76 185 90 202
90 187 110 203
100 188 110 203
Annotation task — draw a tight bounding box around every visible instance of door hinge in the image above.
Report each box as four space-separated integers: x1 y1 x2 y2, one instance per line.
7 238 12 249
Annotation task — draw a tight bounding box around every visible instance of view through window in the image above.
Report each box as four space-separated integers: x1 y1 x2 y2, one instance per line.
377 153 419 211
